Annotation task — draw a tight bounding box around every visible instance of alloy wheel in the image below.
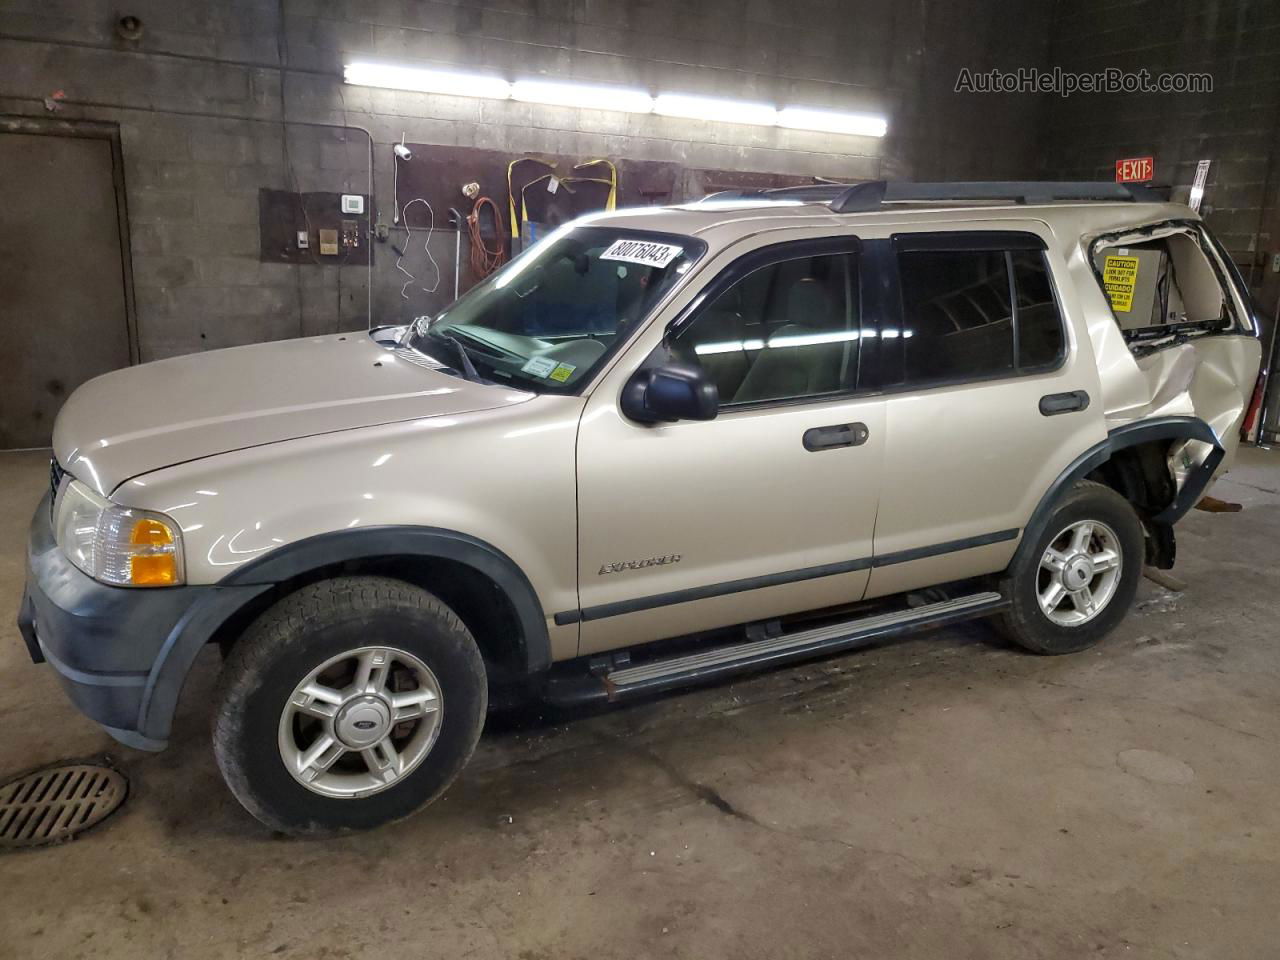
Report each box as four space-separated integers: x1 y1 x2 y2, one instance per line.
277 646 443 799
1036 519 1124 627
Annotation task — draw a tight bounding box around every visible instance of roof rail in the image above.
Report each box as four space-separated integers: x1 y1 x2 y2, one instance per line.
697 184 851 204
829 180 1163 212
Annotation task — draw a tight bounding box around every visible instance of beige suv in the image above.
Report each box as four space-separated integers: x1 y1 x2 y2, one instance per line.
19 181 1262 834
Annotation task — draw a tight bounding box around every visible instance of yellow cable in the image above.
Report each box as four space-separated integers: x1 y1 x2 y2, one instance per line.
507 157 556 240
574 159 617 210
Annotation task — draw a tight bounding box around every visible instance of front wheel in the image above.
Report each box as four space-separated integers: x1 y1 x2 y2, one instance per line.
997 480 1144 655
212 576 487 835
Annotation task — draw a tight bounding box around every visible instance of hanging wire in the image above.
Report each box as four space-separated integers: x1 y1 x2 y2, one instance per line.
396 197 441 300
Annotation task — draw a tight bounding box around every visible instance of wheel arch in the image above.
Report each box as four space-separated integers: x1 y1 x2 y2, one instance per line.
1011 415 1223 573
136 526 551 744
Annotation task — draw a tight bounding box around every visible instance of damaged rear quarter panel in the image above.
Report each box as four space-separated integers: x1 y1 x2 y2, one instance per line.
1070 219 1261 474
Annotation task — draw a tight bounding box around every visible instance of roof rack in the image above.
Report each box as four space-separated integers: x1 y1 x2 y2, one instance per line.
831 180 1162 212
700 180 1163 211
699 184 850 204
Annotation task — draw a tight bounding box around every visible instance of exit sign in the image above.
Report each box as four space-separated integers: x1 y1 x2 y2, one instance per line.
1116 157 1154 183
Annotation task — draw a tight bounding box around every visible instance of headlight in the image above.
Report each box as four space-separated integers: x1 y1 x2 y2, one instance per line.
54 480 185 587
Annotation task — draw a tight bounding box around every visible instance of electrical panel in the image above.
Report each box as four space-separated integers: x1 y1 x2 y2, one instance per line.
257 189 371 266
341 219 360 251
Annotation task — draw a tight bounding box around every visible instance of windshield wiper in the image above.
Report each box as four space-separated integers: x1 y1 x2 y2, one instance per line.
398 315 431 348
429 330 481 382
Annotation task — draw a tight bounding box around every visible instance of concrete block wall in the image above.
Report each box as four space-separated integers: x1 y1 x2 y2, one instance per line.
1034 0 1280 434
1037 0 1280 285
1 0 1053 359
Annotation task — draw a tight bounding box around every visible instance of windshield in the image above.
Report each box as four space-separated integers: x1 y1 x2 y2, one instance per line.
409 226 704 392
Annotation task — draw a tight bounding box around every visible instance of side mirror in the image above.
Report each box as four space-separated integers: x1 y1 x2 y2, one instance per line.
621 362 719 424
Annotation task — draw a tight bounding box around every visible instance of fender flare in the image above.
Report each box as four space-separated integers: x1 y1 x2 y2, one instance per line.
1010 415 1223 571
136 526 551 744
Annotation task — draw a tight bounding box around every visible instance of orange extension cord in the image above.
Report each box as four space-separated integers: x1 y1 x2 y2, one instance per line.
466 197 506 280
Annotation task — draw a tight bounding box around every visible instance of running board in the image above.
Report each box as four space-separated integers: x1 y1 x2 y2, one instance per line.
544 591 1008 706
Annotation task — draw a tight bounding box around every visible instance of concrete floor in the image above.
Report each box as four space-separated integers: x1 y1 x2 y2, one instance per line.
2 447 1280 959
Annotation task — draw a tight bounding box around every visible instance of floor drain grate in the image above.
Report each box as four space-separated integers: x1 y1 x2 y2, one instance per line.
0 762 128 849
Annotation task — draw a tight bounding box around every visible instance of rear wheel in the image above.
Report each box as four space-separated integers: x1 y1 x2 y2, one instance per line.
213 576 487 835
998 481 1143 655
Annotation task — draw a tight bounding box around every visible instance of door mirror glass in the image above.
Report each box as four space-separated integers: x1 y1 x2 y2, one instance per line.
621 363 719 424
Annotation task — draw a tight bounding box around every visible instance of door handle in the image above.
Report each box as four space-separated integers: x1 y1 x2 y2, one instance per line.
803 422 869 451
1039 390 1090 416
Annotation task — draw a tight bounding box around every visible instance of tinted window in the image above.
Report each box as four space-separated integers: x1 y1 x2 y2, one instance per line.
1011 250 1065 368
898 249 1014 384
672 253 859 405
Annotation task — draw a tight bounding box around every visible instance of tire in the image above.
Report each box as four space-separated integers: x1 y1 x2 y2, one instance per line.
212 576 487 835
997 480 1144 655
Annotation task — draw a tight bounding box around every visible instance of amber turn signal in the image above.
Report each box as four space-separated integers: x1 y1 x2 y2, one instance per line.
127 518 179 585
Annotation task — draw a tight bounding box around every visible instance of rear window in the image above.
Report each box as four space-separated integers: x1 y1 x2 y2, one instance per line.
1091 227 1234 337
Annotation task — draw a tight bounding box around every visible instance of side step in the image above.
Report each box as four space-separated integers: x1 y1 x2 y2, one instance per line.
544 591 1008 706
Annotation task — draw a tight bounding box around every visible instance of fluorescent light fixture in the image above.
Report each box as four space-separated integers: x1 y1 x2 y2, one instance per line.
344 62 511 100
512 79 653 114
777 106 888 138
654 92 778 126
343 61 891 137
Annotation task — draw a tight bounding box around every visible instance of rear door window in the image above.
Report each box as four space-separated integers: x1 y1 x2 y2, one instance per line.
887 233 1066 388
897 248 1014 383
1012 250 1066 369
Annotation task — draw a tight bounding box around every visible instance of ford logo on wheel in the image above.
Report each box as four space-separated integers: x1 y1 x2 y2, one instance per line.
353 720 378 731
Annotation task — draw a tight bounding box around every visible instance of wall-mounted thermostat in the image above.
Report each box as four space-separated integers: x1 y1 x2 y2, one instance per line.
341 194 364 215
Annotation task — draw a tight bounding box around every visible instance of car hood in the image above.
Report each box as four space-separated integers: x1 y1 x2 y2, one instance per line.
53 333 532 496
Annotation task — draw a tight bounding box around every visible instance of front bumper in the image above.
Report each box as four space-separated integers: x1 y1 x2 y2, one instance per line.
19 492 217 751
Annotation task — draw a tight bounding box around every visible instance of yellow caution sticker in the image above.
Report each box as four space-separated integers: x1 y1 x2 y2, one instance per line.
548 362 576 383
1103 255 1139 312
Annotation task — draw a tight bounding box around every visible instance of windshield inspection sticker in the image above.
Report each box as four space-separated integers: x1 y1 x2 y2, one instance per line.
521 356 577 382
1103 255 1139 312
521 356 559 378
600 239 683 268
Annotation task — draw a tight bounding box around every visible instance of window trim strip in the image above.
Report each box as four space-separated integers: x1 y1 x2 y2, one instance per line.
554 527 1019 625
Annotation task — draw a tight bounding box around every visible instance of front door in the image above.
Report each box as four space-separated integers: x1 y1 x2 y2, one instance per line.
573 237 885 655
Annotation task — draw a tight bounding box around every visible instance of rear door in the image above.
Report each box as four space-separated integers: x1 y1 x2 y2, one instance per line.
865 228 1106 599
